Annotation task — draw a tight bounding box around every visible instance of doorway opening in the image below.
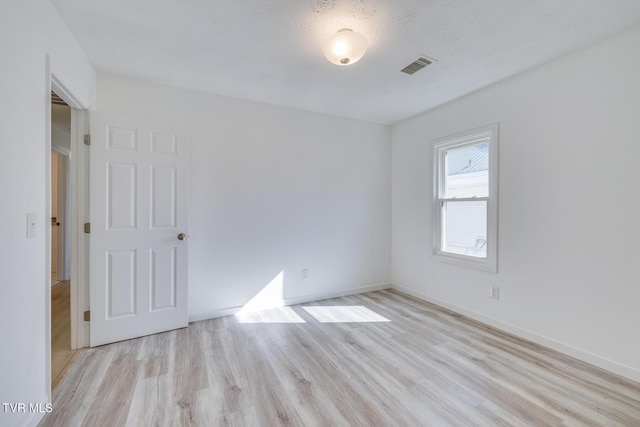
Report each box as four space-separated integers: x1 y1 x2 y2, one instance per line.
50 91 81 390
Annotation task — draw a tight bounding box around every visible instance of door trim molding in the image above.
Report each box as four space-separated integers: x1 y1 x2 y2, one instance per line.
69 108 90 349
45 55 53 402
47 55 92 404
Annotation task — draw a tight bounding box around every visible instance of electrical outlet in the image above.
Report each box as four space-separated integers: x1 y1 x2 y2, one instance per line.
301 269 309 279
489 286 500 300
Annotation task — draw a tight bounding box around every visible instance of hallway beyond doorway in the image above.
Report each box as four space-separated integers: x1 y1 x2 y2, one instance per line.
51 281 82 390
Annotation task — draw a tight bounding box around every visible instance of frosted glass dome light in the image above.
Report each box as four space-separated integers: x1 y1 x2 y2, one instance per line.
323 29 368 66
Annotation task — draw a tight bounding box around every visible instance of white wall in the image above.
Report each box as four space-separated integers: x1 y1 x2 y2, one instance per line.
392 25 640 381
51 153 59 283
51 122 72 281
96 75 392 321
0 1 95 426
51 121 71 153
49 150 71 283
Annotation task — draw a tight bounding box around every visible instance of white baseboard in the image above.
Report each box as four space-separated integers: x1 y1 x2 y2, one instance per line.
392 284 640 384
189 306 243 323
24 396 49 427
188 282 391 323
26 413 45 427
283 282 391 306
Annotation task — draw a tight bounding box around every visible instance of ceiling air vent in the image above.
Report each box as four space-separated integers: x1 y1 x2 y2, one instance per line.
401 56 435 75
51 91 68 106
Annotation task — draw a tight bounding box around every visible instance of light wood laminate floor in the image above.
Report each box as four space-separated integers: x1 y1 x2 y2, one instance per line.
40 289 640 426
51 281 82 391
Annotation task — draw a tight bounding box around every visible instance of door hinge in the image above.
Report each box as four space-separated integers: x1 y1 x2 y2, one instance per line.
84 134 91 146
84 310 91 322
83 222 91 234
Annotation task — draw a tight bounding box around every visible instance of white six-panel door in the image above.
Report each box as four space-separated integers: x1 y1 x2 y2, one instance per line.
89 113 188 347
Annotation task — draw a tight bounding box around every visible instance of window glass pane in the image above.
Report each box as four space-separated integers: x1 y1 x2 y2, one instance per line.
442 200 487 258
444 142 489 198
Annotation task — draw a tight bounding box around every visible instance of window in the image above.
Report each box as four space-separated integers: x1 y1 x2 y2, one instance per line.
433 124 498 272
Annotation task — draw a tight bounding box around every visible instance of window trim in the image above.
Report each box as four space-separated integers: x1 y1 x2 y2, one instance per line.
432 123 499 273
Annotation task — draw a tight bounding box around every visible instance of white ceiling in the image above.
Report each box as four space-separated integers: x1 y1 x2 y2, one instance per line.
52 0 640 125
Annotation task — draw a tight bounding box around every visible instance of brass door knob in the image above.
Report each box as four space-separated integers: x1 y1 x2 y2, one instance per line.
177 233 188 240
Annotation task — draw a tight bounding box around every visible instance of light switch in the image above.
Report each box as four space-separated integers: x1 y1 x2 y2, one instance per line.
27 213 36 239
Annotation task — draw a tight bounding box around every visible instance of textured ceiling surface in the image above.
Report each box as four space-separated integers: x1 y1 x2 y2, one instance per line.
51 0 640 124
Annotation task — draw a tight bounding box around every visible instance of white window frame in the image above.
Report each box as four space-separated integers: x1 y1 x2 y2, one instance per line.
433 123 498 272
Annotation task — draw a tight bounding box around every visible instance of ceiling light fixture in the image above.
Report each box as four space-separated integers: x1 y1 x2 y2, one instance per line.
323 28 368 66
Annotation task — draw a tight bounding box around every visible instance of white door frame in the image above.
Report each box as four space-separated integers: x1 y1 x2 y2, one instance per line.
67 104 90 350
46 55 91 398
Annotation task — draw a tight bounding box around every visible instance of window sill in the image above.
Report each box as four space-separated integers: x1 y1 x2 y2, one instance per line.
432 251 497 273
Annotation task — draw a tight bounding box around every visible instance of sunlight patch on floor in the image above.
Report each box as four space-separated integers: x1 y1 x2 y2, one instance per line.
302 306 391 323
